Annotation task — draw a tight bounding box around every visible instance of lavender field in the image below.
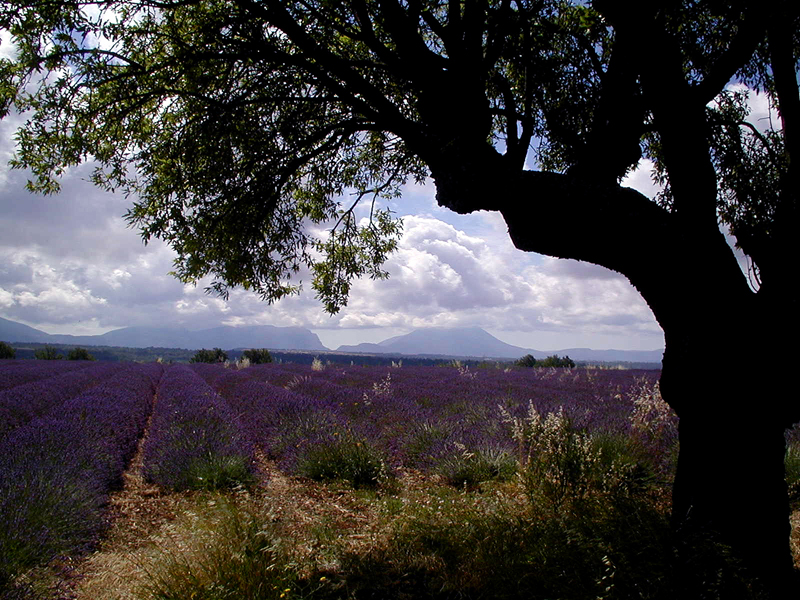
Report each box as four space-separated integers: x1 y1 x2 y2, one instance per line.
1 359 789 599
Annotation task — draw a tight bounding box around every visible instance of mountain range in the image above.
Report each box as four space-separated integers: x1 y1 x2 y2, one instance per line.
0 317 327 351
337 326 664 363
0 317 663 364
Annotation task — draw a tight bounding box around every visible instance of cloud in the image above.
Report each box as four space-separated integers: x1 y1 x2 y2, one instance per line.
0 114 662 349
328 214 661 343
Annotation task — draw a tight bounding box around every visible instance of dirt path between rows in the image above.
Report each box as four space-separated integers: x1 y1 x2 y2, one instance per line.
65 422 388 599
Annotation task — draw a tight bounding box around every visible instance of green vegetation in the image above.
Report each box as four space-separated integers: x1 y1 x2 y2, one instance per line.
436 446 517 489
296 435 389 489
34 345 62 360
136 437 763 600
242 348 273 364
515 354 575 369
190 348 228 364
66 346 94 361
537 355 576 368
183 455 256 492
0 341 15 359
514 354 537 368
140 497 301 600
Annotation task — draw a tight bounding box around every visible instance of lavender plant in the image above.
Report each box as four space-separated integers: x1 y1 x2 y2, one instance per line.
0 359 90 391
0 365 159 590
0 362 134 440
142 365 256 491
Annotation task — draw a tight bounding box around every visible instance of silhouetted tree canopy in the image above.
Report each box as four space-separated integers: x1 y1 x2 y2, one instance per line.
34 345 62 360
66 346 95 360
514 353 537 367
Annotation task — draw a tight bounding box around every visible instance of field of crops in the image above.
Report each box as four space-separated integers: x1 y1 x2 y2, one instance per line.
3 358 783 599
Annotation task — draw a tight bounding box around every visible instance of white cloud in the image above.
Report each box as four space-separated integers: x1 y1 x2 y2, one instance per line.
622 158 662 200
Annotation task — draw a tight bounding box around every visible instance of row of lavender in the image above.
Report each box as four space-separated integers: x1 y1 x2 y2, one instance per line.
0 363 163 593
0 360 95 392
141 365 256 491
0 361 136 440
188 362 676 486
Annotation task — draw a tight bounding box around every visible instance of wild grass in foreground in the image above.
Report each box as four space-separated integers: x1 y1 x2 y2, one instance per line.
131 469 767 600
131 382 771 600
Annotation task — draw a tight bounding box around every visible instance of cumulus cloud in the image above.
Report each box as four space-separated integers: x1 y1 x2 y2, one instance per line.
326 213 662 347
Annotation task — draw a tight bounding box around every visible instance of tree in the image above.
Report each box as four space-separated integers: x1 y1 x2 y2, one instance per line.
34 345 62 360
537 354 575 368
0 341 15 359
190 348 228 364
242 348 273 364
66 346 95 360
1 0 797 593
514 353 537 368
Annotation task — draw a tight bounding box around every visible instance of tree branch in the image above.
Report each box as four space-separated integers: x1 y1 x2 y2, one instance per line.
691 6 768 106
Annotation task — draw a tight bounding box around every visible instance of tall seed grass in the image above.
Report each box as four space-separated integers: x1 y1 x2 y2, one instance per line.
138 496 303 600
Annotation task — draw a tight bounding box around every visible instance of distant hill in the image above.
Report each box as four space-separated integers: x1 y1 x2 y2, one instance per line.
0 317 662 364
339 326 526 358
0 317 52 344
337 326 663 364
0 317 328 351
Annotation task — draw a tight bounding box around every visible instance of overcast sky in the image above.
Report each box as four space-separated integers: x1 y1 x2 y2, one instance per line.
0 96 666 352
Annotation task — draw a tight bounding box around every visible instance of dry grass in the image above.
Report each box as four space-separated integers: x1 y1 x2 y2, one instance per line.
59 428 800 600
66 443 391 599
67 436 515 600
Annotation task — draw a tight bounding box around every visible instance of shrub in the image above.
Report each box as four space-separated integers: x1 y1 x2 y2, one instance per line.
514 354 537 368
34 346 62 360
536 354 575 368
437 445 517 489
190 348 228 364
502 403 601 510
66 347 95 361
184 455 255 491
296 435 388 488
241 348 272 364
0 341 15 359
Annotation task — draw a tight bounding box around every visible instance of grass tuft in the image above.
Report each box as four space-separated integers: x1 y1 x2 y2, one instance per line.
436 445 517 489
139 496 301 600
296 435 389 489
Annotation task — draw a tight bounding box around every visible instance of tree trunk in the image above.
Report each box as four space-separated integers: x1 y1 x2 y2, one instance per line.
662 333 797 598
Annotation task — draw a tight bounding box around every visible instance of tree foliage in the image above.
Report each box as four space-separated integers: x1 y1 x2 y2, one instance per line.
190 348 228 364
66 347 95 360
514 354 536 368
241 348 273 364
0 1 795 311
537 354 575 368
0 341 15 359
34 345 62 360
